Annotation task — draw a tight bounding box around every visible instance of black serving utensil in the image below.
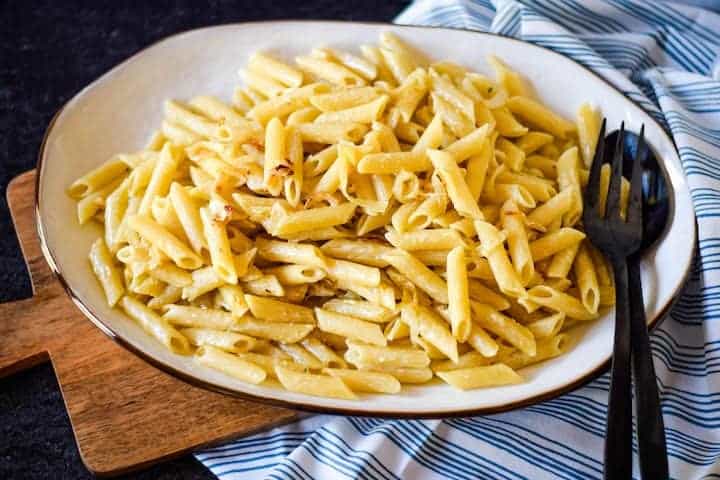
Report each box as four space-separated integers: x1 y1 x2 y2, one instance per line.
605 127 670 479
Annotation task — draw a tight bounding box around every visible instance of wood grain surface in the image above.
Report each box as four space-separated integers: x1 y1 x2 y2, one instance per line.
0 170 299 477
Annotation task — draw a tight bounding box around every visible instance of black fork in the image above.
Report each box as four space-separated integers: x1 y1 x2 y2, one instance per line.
583 121 644 480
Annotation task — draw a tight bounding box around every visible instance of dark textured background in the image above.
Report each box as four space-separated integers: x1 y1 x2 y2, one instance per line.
0 1 409 478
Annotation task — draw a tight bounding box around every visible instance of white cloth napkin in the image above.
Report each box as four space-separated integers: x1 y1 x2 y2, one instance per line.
196 1 720 478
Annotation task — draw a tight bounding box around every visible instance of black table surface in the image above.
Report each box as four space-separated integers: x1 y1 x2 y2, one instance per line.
0 1 410 478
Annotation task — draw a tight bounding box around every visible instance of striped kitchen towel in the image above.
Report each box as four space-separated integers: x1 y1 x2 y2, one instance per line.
195 1 720 478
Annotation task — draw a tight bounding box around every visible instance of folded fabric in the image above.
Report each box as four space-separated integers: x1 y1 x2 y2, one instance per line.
196 1 720 478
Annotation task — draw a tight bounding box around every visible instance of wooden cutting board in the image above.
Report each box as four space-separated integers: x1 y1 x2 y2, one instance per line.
0 170 299 477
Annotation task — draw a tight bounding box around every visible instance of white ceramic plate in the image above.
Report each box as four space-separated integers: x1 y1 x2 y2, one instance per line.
36 21 695 417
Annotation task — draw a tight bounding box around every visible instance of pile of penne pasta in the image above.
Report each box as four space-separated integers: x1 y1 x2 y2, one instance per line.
69 32 616 399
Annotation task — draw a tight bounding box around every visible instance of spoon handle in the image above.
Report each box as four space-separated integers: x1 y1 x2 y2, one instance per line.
604 259 633 480
629 256 669 479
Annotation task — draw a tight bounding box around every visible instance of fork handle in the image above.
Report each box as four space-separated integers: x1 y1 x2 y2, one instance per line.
629 256 669 479
604 259 633 480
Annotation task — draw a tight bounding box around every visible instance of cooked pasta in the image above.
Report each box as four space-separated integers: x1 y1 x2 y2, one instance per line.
72 32 612 398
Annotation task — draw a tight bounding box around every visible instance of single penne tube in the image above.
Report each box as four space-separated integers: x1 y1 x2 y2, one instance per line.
68 157 129 198
576 102 601 167
271 202 356 236
526 312 565 339
492 107 528 137
501 201 535 285
446 246 472 342
573 242 600 314
526 154 557 178
525 286 596 320
275 365 356 399
545 242 581 279
428 149 483 219
412 249 452 266
302 337 347 368
526 186 575 229
325 258 381 288
315 308 386 346
310 86 380 111
320 239 392 267
249 83 330 125
385 228 466 251
121 297 191 354
466 142 492 201
323 368 400 394
357 151 431 174
263 117 287 196
287 106 321 126
497 334 568 370
470 301 536 356
255 237 327 268
345 342 430 369
444 124 491 163
303 144 338 177
168 183 206 254
150 262 193 287
400 304 458 362
296 55 366 87
195 345 267 384
296 122 368 144
467 279 510 311
127 215 203 270
557 146 583 226
433 350 491 372
163 304 236 329
588 244 613 287
529 227 586 261
181 266 224 301
104 178 130 251
517 131 554 155
245 294 315 324
161 120 203 146
381 249 448 303
474 220 525 298
277 342 324 370
466 323 500 357
284 126 304 207
200 207 237 284
89 238 125 307
368 366 432 384
147 285 183 310
315 94 389 124
506 96 575 139
321 298 394 323
263 264 326 285
181 327 257 353
335 281 396 310
248 52 303 87
164 100 230 141
231 317 314 343
240 69 286 97
436 363 523 390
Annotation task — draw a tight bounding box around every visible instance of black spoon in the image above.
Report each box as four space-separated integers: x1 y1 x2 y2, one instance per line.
605 128 670 479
